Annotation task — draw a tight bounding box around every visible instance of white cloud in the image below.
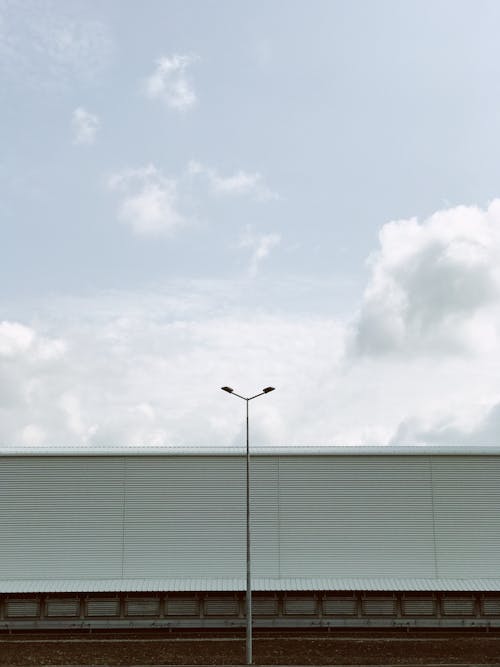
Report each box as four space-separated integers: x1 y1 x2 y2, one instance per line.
20 424 46 447
239 227 281 277
5 199 500 448
107 160 277 240
0 320 69 445
0 321 35 356
390 401 500 446
0 1 113 89
352 201 500 357
108 165 185 237
145 54 198 111
188 160 278 201
72 107 99 145
0 292 345 447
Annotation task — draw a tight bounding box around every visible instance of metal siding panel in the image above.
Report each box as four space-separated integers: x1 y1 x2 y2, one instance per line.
0 457 124 580
483 598 500 616
323 595 357 616
204 595 239 616
278 456 436 579
2 452 500 591
6 599 40 617
248 457 279 578
362 597 397 616
125 597 160 617
165 595 200 616
85 598 120 617
442 596 476 616
432 457 500 579
253 595 278 616
123 456 279 580
284 595 317 615
46 598 80 617
402 597 436 616
123 456 245 579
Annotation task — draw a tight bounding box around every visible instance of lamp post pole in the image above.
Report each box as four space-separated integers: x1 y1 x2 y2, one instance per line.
221 386 275 666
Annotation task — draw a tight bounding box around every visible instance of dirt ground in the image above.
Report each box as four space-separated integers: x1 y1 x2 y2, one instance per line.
2 631 500 666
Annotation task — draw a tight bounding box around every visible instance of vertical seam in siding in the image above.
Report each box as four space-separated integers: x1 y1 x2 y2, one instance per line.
120 457 128 578
277 455 281 578
428 457 439 578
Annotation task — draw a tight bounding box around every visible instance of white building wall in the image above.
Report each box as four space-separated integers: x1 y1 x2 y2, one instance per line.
0 450 499 587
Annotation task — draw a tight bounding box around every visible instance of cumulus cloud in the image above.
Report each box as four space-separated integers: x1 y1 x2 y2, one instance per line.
72 107 99 144
352 201 500 357
239 227 281 277
108 164 185 237
0 0 113 89
144 54 198 111
188 160 278 201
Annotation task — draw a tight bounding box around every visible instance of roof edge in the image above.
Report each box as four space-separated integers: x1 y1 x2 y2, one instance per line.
1 445 500 456
1 576 500 593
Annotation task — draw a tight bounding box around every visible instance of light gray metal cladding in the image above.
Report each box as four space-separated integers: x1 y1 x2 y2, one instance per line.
431 456 500 578
0 456 124 580
123 456 246 579
278 455 436 579
1 451 500 592
2 577 500 594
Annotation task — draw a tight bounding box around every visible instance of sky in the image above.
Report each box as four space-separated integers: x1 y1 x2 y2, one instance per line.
2 0 500 447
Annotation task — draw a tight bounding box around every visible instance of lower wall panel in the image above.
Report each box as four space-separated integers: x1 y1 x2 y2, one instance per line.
1 591 500 630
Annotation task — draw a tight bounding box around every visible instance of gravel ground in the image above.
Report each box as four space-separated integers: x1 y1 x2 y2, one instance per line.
2 631 500 666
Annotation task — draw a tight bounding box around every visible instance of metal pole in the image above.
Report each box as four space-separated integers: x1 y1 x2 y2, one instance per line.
221 386 275 665
246 398 252 665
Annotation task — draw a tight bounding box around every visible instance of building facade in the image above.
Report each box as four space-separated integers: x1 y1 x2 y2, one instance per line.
1 446 499 628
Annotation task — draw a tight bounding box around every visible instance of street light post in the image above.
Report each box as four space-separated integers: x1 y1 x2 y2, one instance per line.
221 386 275 666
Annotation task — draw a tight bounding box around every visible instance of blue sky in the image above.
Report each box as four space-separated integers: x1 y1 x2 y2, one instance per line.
2 0 500 446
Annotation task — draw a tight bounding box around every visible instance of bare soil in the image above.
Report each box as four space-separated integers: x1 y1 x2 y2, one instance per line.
1 631 500 666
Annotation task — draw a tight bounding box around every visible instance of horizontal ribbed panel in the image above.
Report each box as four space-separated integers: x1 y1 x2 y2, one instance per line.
279 457 435 579
483 598 500 615
204 595 239 616
85 598 120 617
432 458 500 578
253 595 278 616
402 597 436 616
323 595 357 616
362 597 396 616
46 598 80 617
165 596 199 616
442 596 476 616
5 599 39 617
0 457 123 580
125 597 160 617
2 453 500 593
284 595 317 615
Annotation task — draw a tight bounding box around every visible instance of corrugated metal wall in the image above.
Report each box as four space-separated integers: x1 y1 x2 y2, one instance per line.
0 456 124 580
0 453 499 585
278 456 436 578
431 457 500 578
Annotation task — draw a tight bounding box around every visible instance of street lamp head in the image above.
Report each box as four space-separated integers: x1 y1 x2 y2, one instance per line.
263 386 275 393
221 386 234 393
